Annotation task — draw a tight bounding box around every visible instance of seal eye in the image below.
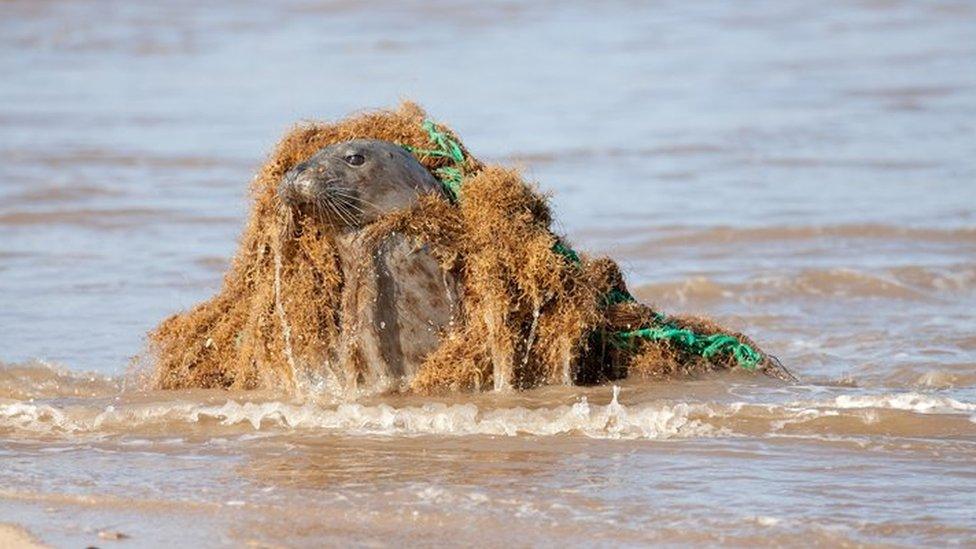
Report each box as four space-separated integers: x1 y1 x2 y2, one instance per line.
344 153 365 167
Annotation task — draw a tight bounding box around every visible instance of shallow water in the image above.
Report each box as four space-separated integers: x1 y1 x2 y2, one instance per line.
1 0 975 546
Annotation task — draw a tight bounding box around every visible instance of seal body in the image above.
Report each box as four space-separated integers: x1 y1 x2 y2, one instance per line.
278 139 459 391
334 232 459 390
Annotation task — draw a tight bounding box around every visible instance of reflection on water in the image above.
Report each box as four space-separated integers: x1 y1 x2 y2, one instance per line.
1 0 975 546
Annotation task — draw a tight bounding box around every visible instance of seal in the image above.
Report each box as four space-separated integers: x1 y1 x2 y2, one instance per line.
278 139 460 391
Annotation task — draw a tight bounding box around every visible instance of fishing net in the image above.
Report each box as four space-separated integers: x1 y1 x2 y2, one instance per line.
147 102 793 394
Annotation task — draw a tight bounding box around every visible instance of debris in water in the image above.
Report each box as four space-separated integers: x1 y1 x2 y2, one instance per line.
97 530 129 541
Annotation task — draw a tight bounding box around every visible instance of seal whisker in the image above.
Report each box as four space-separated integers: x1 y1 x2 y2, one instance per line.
330 188 381 210
316 194 343 227
328 201 350 226
334 199 366 219
324 191 358 227
329 192 365 214
335 200 361 226
312 201 330 226
327 189 367 221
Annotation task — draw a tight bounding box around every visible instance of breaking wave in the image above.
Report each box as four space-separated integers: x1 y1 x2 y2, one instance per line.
0 387 716 440
0 360 119 400
2 387 974 442
3 362 974 441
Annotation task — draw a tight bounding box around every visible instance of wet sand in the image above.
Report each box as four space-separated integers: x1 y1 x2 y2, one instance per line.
1 0 975 546
0 524 45 549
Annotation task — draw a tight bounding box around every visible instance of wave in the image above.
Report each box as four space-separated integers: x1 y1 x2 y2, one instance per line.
2 384 974 441
3 363 973 441
633 266 976 304
827 393 975 413
503 143 727 164
504 148 942 173
0 208 238 229
4 148 242 169
0 387 714 440
642 224 976 247
0 361 119 400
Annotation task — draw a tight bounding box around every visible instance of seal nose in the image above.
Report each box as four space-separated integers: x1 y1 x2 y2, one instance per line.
291 173 315 196
279 162 319 204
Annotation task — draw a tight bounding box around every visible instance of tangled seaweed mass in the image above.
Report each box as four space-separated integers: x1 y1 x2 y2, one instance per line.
148 103 792 394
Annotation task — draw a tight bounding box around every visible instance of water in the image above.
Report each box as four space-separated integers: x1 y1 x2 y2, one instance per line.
1 0 975 546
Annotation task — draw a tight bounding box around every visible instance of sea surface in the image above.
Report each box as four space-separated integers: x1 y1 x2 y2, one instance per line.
1 0 975 546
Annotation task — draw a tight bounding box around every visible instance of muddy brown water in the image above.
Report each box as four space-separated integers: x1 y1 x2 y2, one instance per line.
1 0 975 546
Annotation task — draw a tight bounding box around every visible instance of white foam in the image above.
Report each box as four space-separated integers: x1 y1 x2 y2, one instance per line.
0 389 717 440
3 389 974 440
748 515 782 527
177 392 717 439
828 393 976 414
0 401 74 432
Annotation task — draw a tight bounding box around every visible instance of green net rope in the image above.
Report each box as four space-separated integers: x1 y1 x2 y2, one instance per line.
613 326 761 370
403 120 465 201
404 119 762 372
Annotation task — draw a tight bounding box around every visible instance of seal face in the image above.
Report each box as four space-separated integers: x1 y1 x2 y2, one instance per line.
278 139 458 392
278 139 444 229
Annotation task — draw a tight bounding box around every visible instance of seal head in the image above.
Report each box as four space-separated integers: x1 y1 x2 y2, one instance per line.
278 139 443 228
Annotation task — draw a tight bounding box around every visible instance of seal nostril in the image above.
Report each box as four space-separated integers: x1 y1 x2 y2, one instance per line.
295 177 311 193
278 169 317 206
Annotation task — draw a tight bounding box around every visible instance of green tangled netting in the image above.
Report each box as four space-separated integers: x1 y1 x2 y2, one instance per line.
403 120 466 201
405 119 763 372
